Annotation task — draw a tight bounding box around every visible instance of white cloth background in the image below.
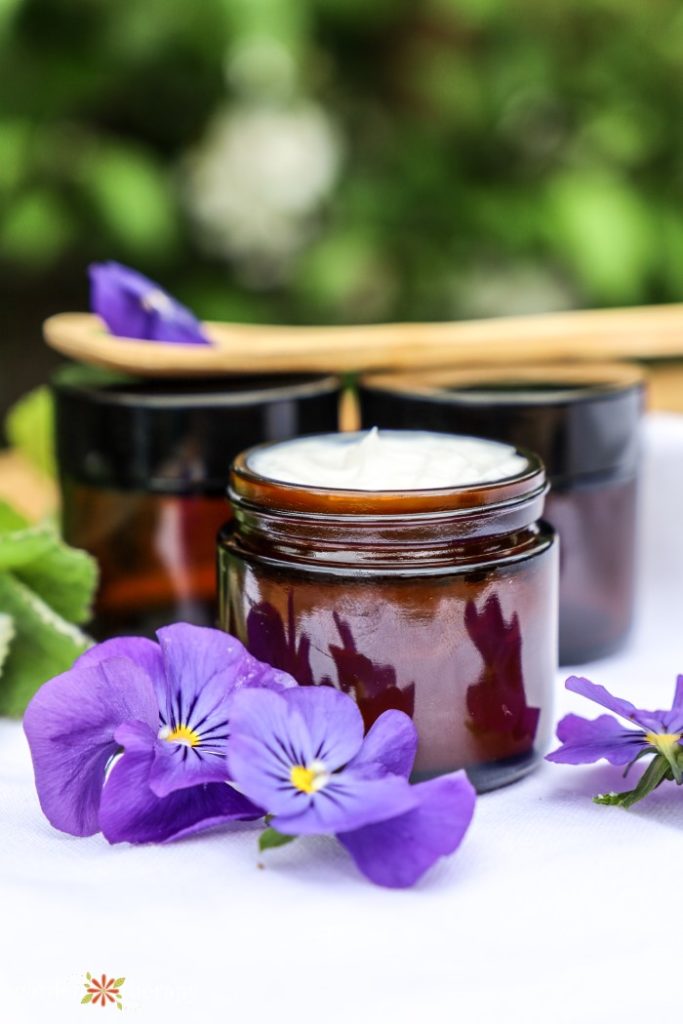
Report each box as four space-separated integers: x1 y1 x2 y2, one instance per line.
2 414 683 1024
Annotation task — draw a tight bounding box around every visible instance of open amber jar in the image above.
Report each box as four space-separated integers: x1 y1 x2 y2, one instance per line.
54 367 340 639
219 431 558 791
359 363 645 665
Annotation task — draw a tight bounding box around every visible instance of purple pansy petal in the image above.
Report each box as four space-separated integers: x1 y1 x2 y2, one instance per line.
150 625 295 793
565 676 643 723
271 772 419 836
23 658 158 837
89 261 210 346
345 710 418 780
281 687 365 770
546 714 646 766
229 688 418 834
565 676 674 734
148 736 231 797
229 735 311 819
228 646 298 693
227 694 317 816
156 622 245 715
338 773 476 889
90 262 151 339
227 688 368 820
652 676 683 733
155 623 293 724
673 675 683 711
100 722 261 844
112 720 158 753
76 636 165 696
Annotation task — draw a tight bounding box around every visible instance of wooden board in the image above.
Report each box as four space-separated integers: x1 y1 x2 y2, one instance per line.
0 451 57 521
644 362 683 413
43 305 683 377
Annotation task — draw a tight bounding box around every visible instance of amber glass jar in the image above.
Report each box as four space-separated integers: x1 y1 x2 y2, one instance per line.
359 363 645 665
218 432 558 791
54 367 340 638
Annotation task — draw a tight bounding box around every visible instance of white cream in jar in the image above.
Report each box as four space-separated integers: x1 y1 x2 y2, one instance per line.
247 429 529 491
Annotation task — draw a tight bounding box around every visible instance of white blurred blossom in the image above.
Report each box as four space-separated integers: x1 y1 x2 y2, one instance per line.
184 102 342 284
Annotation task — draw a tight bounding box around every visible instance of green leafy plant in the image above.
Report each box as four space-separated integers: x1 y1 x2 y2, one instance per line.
3 0 683 337
0 501 97 716
5 386 55 477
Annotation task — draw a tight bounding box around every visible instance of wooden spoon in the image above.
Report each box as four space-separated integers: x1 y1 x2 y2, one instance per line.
43 305 683 377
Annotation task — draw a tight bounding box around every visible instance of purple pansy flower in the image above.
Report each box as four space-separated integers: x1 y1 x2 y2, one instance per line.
227 686 476 888
23 623 295 844
546 675 683 779
89 261 210 345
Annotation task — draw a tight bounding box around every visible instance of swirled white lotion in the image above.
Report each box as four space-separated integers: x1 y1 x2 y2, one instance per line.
247 429 529 490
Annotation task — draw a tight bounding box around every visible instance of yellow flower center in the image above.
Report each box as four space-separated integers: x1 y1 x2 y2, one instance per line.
290 760 329 794
161 724 201 747
645 732 682 757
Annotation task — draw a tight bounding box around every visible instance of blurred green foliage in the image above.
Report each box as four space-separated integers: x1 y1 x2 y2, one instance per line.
2 0 683 326
5 386 55 476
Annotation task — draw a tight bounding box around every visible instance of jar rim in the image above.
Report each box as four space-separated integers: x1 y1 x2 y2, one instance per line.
53 367 341 410
361 361 645 407
230 432 546 515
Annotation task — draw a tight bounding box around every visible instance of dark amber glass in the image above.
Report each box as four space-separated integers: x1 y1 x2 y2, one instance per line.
60 481 230 638
54 368 341 638
546 476 637 663
359 364 645 664
219 435 558 791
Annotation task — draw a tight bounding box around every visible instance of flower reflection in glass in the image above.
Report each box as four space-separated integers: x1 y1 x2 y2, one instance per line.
465 595 540 749
245 598 415 728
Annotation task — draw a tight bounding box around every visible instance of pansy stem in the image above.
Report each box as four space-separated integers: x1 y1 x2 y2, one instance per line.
595 754 673 808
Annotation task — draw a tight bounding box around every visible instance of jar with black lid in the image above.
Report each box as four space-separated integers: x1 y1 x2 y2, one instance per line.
53 366 340 638
359 363 645 665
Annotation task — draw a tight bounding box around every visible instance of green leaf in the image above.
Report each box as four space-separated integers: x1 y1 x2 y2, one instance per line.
0 613 15 675
13 524 98 624
0 573 92 716
0 118 30 194
0 523 55 573
86 972 91 981
0 499 97 715
114 978 125 988
259 828 296 852
81 994 92 1004
594 754 672 809
0 501 28 533
81 142 178 258
545 170 655 304
5 387 55 478
0 188 73 267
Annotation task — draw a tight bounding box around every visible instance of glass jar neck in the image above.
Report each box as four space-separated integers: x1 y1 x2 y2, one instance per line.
227 455 549 573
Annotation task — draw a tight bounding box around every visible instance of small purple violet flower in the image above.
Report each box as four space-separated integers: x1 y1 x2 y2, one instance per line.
546 675 683 806
227 686 476 888
89 261 210 345
23 623 295 843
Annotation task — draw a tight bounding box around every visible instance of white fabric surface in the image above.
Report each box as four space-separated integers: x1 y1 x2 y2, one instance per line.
2 413 683 1023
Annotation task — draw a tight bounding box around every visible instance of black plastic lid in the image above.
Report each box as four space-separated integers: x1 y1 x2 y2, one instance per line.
53 365 341 493
359 363 645 483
